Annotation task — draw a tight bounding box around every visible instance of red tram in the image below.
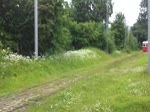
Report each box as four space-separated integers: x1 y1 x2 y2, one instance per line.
142 41 148 52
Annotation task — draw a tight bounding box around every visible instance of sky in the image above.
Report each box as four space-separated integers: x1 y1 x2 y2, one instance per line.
64 0 141 27
110 0 141 26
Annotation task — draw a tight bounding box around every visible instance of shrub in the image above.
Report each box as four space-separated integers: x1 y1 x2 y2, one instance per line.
0 42 9 60
107 30 116 54
70 22 106 50
124 33 138 51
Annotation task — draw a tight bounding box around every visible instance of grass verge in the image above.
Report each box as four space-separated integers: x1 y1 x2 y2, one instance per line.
28 51 150 112
0 48 110 97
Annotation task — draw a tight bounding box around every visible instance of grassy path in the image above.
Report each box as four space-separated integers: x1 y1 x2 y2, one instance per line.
0 75 86 112
28 52 149 112
0 52 148 112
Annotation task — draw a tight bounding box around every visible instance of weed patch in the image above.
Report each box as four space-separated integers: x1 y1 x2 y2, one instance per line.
28 51 149 112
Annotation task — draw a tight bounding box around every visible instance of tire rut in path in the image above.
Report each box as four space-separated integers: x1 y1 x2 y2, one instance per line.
0 52 142 112
0 76 84 112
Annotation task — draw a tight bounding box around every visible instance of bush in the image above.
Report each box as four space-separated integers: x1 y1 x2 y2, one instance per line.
106 30 116 54
124 33 138 51
108 37 116 54
0 41 9 79
0 41 9 60
70 22 106 50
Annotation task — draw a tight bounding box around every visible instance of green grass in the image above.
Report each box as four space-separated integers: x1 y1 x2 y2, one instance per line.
1 49 149 111
0 48 110 97
28 51 150 112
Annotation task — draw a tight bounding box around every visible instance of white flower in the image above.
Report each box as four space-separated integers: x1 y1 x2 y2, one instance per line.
64 49 99 60
3 53 32 62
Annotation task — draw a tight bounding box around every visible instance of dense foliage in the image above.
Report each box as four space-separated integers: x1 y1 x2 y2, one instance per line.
70 22 106 50
111 13 126 50
71 0 113 23
0 0 139 56
111 12 138 51
0 0 71 55
131 0 148 44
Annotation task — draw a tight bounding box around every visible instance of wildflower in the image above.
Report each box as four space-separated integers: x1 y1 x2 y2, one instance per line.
4 52 32 62
64 49 99 60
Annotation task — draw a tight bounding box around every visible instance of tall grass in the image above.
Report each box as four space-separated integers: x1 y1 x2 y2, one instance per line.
28 52 150 112
0 48 110 97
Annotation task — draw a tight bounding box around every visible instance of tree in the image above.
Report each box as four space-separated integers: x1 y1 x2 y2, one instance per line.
0 0 72 55
0 0 34 55
38 0 72 54
111 12 126 50
124 32 139 51
71 0 113 23
131 0 147 45
70 21 106 50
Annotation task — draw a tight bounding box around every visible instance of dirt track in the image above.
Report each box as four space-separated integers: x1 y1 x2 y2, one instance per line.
0 52 144 112
0 76 84 112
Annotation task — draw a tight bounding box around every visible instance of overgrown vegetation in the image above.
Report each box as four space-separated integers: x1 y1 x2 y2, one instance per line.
131 0 148 44
0 44 149 111
0 0 139 56
28 51 149 112
0 47 109 97
0 0 148 111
